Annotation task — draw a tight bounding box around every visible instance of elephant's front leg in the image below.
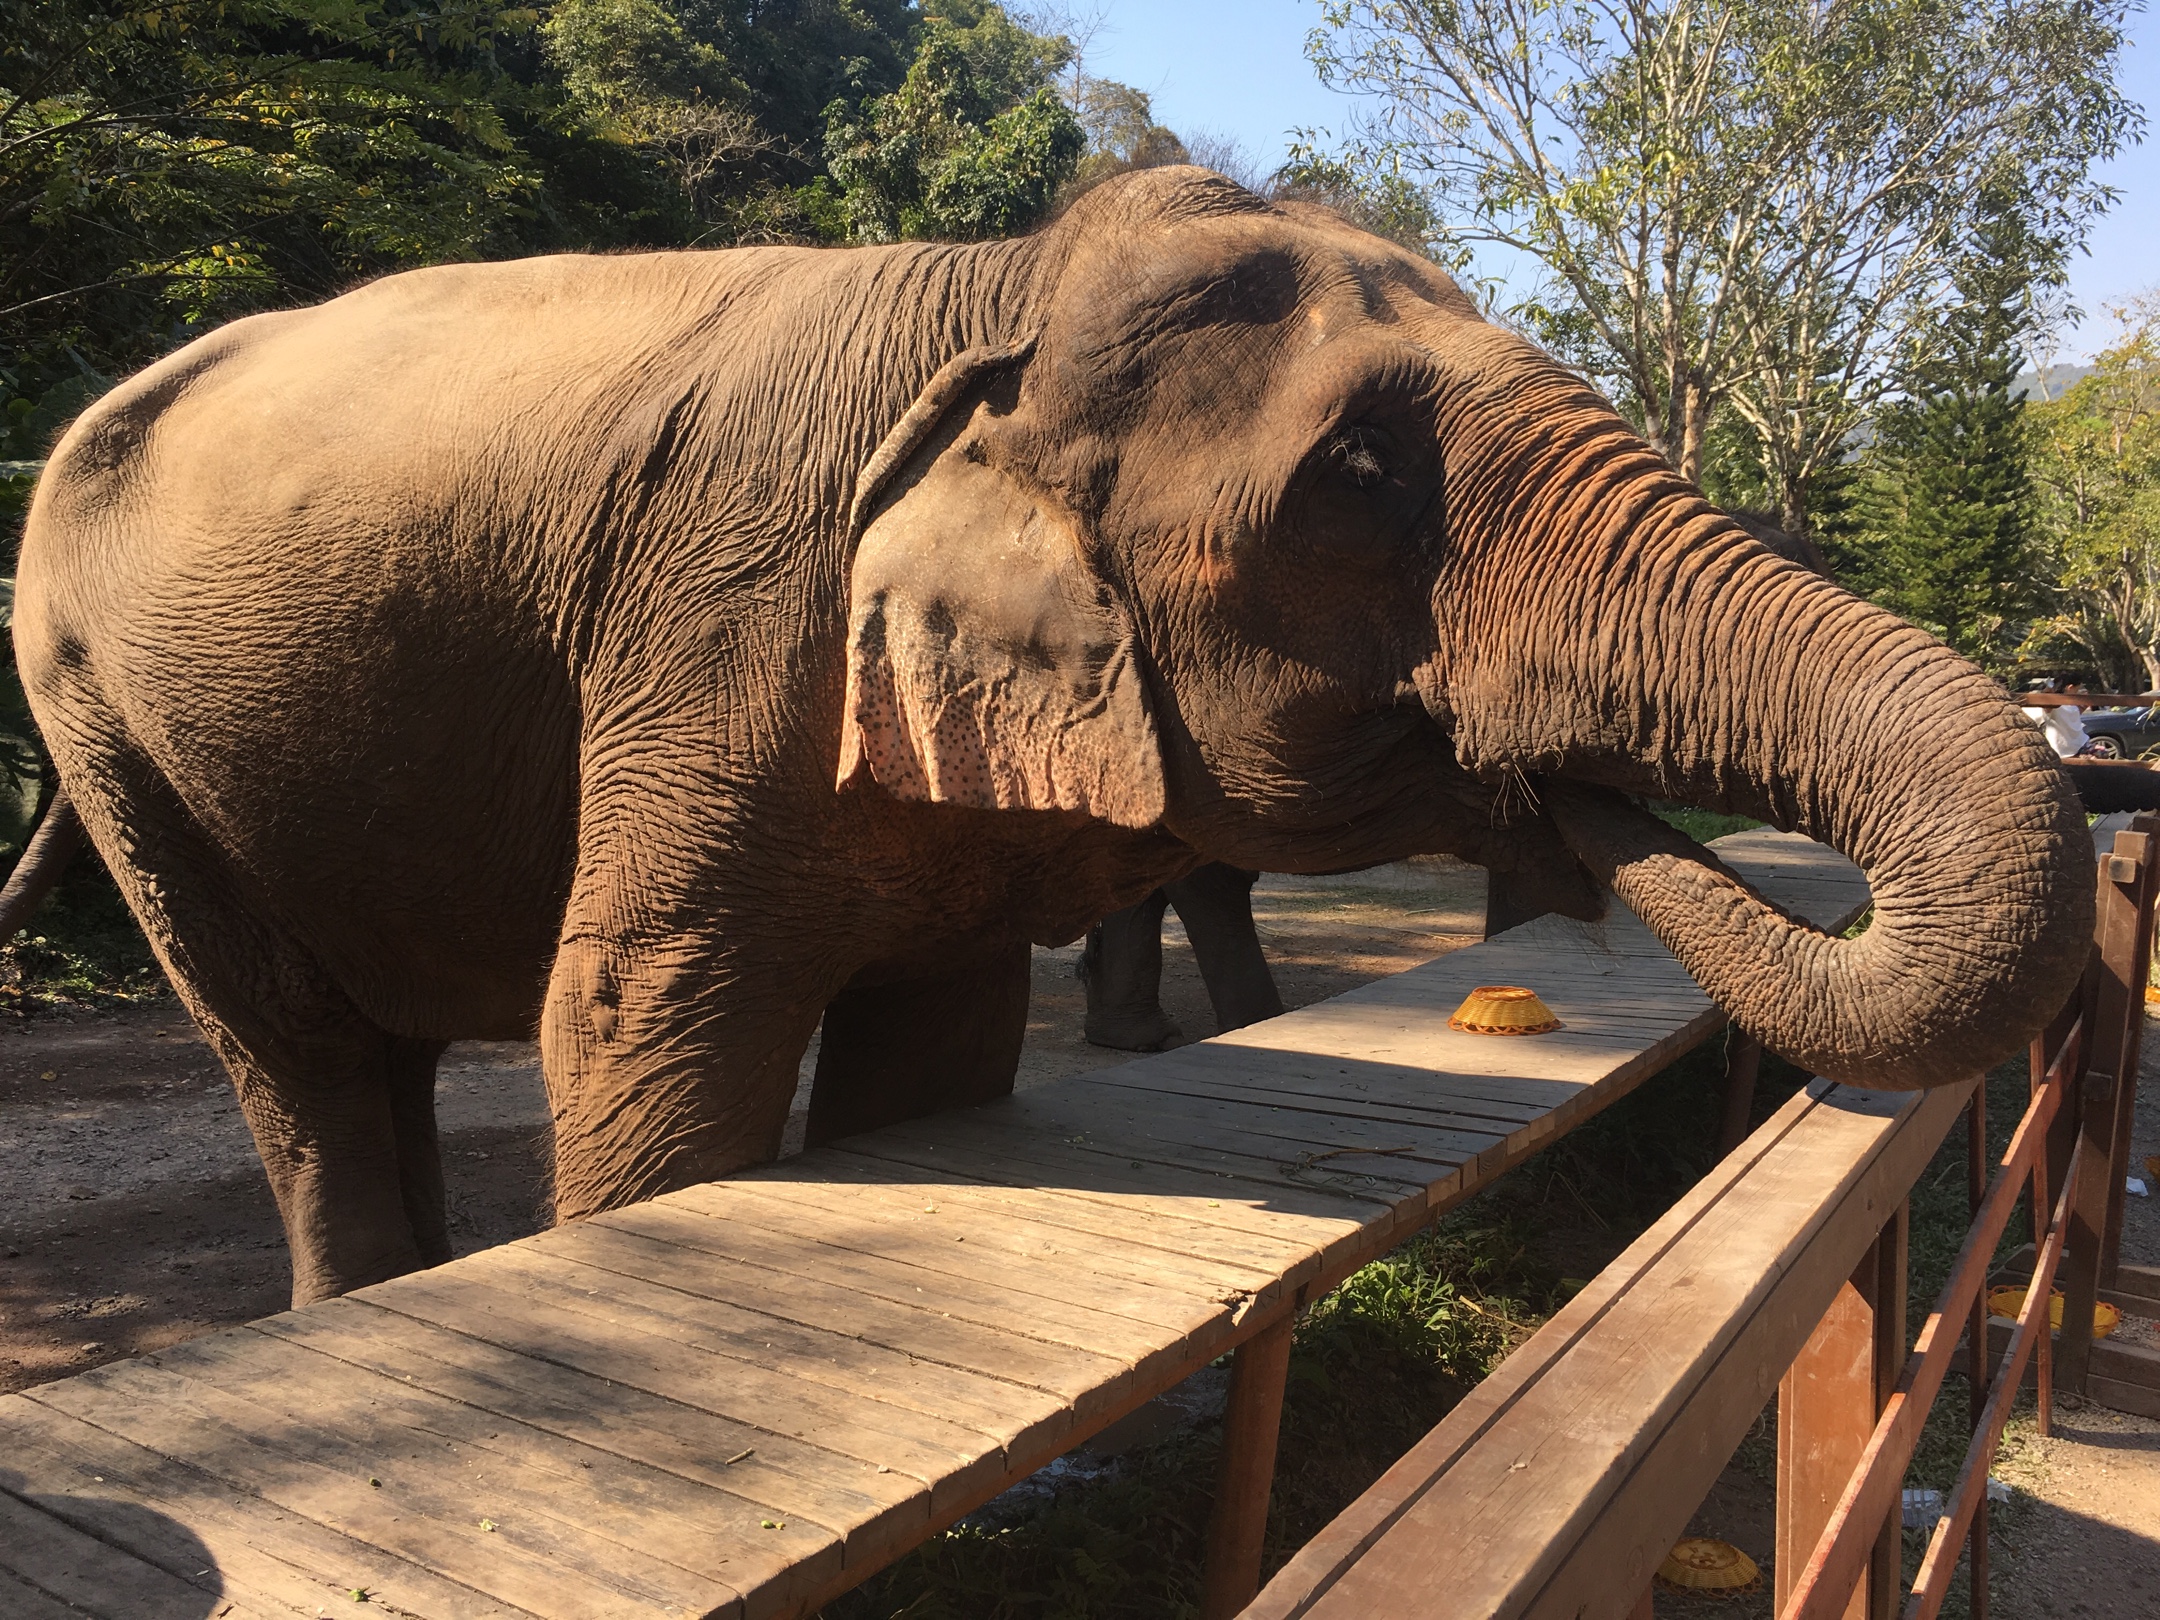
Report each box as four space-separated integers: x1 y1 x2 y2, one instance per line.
805 943 1032 1148
539 922 827 1223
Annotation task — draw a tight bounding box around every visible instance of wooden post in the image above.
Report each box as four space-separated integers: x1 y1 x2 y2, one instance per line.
1779 1214 1904 1620
1965 1087 1991 1620
1629 1585 1656 1620
2060 826 2156 1393
2037 1007 2082 1239
1202 1311 1296 1620
1868 1204 1908 1620
2099 816 2159 1289
1717 1028 1764 1157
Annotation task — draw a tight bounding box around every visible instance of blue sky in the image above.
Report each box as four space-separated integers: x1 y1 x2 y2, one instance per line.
1075 0 2157 361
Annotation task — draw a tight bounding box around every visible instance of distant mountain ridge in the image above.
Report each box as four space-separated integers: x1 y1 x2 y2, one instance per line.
2013 364 2094 400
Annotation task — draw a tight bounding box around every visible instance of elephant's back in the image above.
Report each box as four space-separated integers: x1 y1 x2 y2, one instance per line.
13 249 830 1039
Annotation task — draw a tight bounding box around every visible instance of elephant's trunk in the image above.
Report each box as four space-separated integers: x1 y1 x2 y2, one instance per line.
1439 379 2093 1089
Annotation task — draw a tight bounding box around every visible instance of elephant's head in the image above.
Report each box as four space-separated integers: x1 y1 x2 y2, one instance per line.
838 167 2093 1090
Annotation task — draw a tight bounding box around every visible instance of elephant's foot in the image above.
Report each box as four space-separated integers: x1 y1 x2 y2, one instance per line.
1080 901 1184 1050
1083 1004 1186 1052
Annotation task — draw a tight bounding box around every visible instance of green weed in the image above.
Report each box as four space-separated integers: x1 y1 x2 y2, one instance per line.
0 856 166 1014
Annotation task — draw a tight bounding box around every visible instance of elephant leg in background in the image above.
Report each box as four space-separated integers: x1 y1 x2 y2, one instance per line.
1081 885 1181 1051
75 761 452 1304
1483 868 1549 939
1082 863 1282 1051
1164 863 1283 1032
805 943 1032 1149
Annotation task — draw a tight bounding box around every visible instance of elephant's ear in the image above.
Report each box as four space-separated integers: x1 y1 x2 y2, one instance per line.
838 433 1167 828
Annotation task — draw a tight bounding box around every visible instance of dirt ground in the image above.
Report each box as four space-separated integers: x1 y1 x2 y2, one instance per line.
5 856 2157 1615
1979 1027 2160 1620
0 859 1485 1393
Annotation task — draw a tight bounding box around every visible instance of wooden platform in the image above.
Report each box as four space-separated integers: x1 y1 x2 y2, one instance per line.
0 831 1869 1620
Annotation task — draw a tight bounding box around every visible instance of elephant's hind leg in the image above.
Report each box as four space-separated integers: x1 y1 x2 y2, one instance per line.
68 761 451 1303
386 1036 455 1267
1081 887 1182 1051
806 943 1031 1148
1165 863 1283 1033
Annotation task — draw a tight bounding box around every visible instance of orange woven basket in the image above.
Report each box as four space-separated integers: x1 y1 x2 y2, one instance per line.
1448 985 1561 1036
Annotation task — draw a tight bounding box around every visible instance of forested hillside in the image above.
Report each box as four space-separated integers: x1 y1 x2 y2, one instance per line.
0 0 1191 446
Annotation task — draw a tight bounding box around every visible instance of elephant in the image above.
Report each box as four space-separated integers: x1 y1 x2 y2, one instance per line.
16 167 2092 1306
1080 862 1283 1051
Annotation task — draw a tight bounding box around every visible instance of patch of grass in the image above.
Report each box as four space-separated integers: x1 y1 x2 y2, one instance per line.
0 853 167 1015
1652 805 1767 843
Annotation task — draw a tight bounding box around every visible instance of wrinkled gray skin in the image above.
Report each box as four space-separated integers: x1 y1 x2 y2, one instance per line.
16 170 2093 1304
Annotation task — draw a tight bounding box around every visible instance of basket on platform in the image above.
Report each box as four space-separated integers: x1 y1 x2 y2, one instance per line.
1447 985 1561 1036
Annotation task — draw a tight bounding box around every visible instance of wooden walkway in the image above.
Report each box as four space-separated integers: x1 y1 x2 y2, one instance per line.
0 832 1869 1620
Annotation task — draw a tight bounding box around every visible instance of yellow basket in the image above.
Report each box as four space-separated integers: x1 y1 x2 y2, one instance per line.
1448 985 1561 1036
1657 1538 1760 1592
1987 1286 2121 1339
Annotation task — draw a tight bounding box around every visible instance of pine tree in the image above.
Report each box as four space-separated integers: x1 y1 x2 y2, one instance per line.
1851 191 2055 669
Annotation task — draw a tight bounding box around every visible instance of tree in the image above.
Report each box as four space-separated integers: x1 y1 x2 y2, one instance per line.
820 14 1080 243
1066 76 1186 187
2026 294 2160 688
539 0 782 239
1303 0 2141 537
1842 190 2050 668
1 0 555 391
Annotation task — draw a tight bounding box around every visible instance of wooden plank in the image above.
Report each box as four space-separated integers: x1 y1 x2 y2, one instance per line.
469 1241 1074 1454
37 1345 754 1620
858 1097 1431 1208
758 1112 1388 1249
1077 1056 1525 1147
831 1123 1400 1298
0 1394 535 1620
528 1215 1139 1410
0 1485 238 1620
248 1298 926 1562
1244 1079 1968 1620
2103 1261 2160 1318
360 1259 1006 1512
703 1165 1292 1299
1776 1274 1877 1620
799 1140 1365 1270
2087 1373 2160 1420
898 1092 1441 1203
0 1572 111 1620
765 1149 1327 1281
1037 1079 1483 1179
601 1194 1243 1373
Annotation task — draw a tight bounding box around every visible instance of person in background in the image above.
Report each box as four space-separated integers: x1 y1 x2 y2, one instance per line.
2021 682 2093 760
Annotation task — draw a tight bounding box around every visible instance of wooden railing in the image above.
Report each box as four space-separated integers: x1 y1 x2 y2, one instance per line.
1779 1020 2080 1620
2016 692 2160 707
1248 817 2160 1620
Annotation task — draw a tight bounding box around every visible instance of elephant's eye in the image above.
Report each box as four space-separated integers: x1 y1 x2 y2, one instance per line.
1326 426 1394 490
